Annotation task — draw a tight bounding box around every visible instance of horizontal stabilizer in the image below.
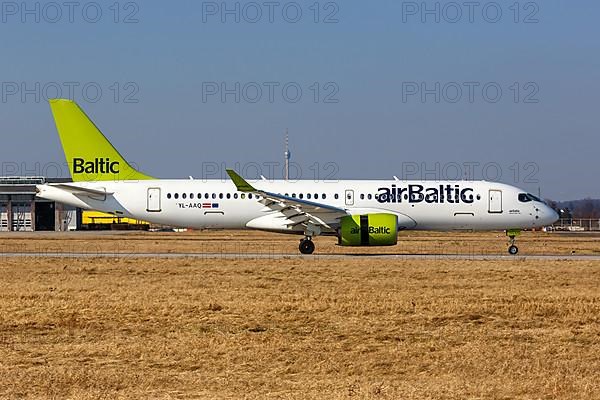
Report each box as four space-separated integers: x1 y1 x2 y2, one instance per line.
48 183 113 196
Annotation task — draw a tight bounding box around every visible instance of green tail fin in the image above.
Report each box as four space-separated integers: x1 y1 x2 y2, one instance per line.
49 99 154 182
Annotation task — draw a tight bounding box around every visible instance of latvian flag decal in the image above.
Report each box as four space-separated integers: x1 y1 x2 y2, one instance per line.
202 203 219 209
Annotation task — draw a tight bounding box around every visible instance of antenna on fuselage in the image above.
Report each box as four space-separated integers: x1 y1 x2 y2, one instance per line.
284 129 291 181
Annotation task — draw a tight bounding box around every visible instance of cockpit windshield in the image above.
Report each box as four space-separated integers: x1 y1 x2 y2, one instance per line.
518 193 545 203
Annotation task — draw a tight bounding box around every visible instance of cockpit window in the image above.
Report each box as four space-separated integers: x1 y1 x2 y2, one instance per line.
518 193 531 202
519 193 544 203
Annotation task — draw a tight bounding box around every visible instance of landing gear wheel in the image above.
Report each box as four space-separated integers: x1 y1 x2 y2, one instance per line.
299 238 315 255
506 230 521 256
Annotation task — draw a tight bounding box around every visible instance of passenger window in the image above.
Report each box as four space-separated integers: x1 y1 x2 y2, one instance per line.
205 193 209 199
167 193 172 199
368 194 372 200
190 193 194 199
299 193 304 199
174 193 179 199
212 193 216 199
219 193 224 199
360 194 365 200
322 194 327 199
234 193 238 199
307 194 311 199
334 194 339 200
249 194 253 199
241 193 246 199
226 193 231 199
182 193 187 199
314 193 319 199
292 193 296 198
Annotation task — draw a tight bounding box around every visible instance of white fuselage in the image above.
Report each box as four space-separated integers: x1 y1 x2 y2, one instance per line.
37 179 558 233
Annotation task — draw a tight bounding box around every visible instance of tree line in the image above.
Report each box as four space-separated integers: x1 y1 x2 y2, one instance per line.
546 198 600 219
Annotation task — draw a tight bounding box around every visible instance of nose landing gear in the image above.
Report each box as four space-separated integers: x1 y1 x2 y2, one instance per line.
299 237 315 255
506 229 521 255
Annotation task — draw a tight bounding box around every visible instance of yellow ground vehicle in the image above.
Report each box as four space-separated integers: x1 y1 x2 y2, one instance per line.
82 211 149 230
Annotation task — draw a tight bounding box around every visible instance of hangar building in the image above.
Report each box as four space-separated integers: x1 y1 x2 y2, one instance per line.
0 177 80 232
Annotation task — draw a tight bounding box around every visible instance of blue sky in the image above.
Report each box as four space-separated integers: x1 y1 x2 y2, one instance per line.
0 0 598 200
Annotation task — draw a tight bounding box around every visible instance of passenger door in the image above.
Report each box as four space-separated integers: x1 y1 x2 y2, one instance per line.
488 190 503 213
147 188 162 212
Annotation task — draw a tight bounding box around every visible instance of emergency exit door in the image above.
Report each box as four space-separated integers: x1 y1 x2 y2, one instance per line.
345 189 354 206
147 188 162 212
488 190 503 213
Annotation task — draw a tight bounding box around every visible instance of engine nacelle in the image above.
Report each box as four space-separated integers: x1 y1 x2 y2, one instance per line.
339 213 398 246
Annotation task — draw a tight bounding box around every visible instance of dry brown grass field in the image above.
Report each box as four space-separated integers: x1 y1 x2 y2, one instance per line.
1 231 600 399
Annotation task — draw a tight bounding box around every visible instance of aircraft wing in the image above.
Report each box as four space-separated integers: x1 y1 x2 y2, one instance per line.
227 169 348 231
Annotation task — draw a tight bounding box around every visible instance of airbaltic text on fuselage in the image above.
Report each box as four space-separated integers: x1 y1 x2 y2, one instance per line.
377 184 475 204
72 158 120 174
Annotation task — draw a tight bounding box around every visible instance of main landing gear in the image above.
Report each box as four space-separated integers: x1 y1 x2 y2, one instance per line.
299 237 315 255
506 229 520 255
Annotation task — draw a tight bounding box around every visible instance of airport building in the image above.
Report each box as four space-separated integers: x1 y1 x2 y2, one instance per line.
0 177 80 232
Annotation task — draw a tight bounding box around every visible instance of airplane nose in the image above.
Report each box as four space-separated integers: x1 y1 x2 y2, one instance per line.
545 206 559 225
552 208 560 223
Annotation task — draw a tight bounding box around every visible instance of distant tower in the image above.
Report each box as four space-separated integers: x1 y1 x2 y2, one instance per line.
284 129 291 181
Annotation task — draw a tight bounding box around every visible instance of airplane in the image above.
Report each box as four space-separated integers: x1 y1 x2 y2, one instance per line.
36 99 559 255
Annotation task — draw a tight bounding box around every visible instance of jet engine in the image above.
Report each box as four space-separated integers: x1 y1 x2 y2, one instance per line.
339 214 398 246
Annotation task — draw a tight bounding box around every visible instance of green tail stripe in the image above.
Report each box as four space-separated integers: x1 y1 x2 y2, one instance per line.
49 99 154 182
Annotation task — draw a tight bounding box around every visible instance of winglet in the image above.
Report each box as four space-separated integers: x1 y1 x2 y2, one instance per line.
226 169 256 192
